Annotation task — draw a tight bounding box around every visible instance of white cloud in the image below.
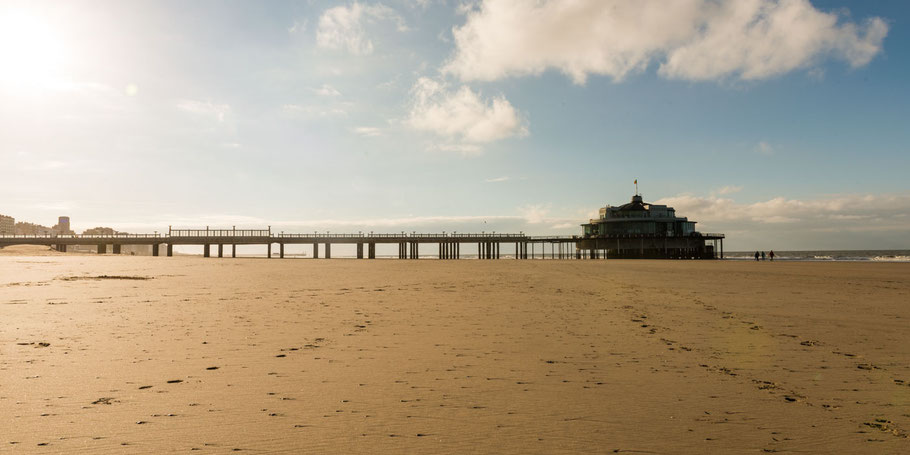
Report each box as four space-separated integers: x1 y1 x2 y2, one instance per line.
519 203 550 224
316 2 406 55
407 77 526 147
485 176 510 183
313 84 342 97
716 185 743 195
352 126 382 137
288 19 307 34
177 99 231 122
444 0 888 84
755 141 774 155
654 193 910 231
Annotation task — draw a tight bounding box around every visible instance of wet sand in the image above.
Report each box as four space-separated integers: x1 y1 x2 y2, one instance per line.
1 253 909 453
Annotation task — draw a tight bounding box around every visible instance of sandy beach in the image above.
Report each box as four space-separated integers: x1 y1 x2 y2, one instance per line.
2 251 909 453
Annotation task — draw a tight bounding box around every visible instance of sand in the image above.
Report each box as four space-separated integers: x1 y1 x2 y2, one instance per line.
1 254 909 453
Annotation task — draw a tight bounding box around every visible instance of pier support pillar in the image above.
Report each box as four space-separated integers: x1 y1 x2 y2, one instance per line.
218 244 224 258
152 244 159 257
456 242 460 259
313 243 319 259
369 243 375 259
279 243 284 259
325 243 331 259
96 244 105 254
266 244 271 258
113 244 121 255
232 244 236 258
357 243 363 259
167 244 173 257
204 244 210 258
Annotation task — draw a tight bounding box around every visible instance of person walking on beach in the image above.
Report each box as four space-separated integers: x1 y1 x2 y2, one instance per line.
754 251 760 261
769 250 775 261
761 251 766 261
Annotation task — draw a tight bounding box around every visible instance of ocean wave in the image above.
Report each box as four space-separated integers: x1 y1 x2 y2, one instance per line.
723 251 910 262
871 255 910 262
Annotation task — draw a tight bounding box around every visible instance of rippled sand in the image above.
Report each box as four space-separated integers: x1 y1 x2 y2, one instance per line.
2 253 909 453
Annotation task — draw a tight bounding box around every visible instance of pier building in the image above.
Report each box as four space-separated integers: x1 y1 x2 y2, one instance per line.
576 193 723 259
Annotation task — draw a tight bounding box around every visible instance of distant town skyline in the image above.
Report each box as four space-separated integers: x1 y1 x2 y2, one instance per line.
2 0 909 250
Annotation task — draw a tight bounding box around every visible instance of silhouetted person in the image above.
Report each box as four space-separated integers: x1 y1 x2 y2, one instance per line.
761 251 766 261
769 250 775 261
754 251 760 261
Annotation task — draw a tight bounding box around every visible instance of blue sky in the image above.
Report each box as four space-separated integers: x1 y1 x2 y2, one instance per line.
1 0 908 250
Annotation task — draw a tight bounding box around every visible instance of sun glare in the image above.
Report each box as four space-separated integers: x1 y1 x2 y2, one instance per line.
0 8 67 90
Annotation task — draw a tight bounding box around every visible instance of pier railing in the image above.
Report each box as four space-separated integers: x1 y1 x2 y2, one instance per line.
169 229 271 237
278 233 367 238
701 233 725 238
0 233 161 238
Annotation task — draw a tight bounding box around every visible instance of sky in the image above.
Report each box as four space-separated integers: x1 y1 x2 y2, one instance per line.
1 0 908 251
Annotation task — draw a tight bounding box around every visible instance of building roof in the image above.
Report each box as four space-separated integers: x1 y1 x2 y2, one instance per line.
615 195 648 211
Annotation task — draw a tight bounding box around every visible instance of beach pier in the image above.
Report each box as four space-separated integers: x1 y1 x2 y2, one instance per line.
1 227 722 260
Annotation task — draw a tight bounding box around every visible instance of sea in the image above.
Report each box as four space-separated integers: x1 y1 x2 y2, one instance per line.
724 250 910 262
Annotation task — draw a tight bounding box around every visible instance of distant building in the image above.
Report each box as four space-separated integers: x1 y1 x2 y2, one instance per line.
15 221 54 236
54 216 72 235
577 193 724 259
83 227 120 235
0 214 14 235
